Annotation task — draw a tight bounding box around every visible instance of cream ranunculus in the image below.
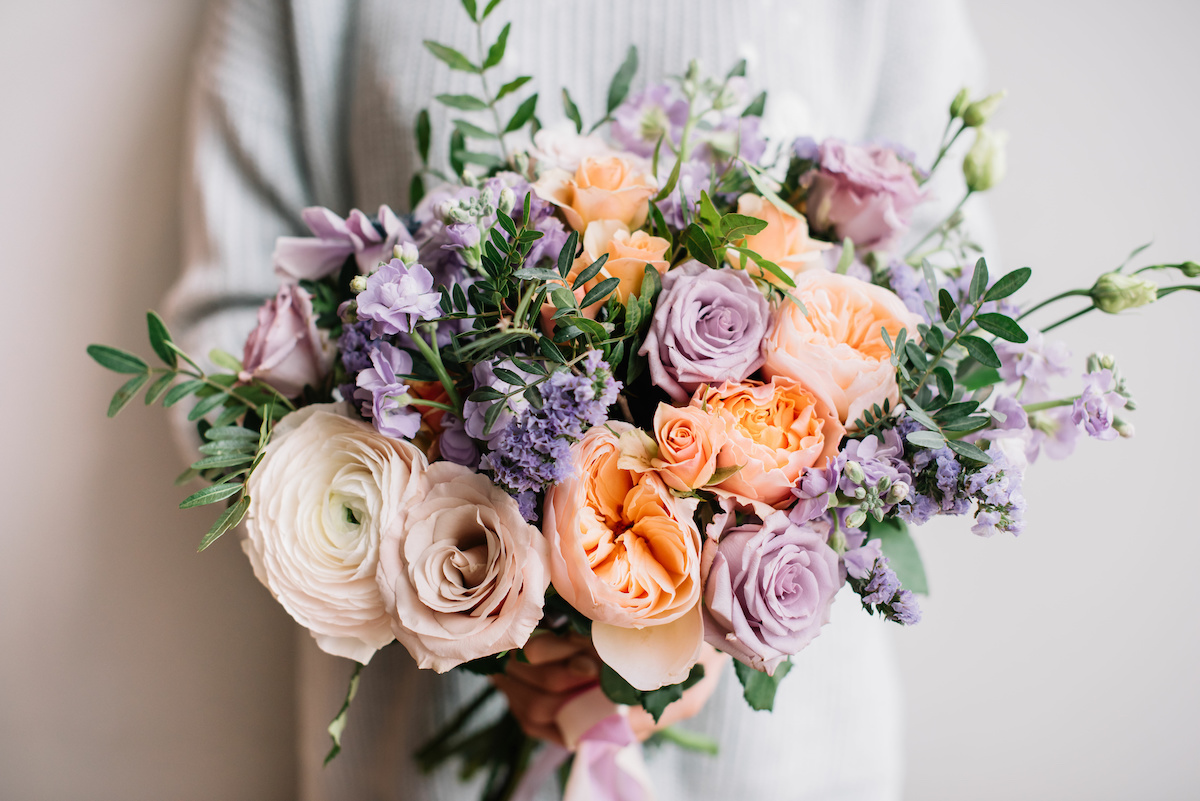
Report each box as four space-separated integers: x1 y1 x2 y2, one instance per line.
377 462 550 672
243 403 428 664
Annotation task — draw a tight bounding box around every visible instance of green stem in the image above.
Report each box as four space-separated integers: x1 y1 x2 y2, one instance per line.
924 122 966 180
1016 289 1092 321
905 190 972 260
476 22 510 165
404 398 458 414
1041 306 1095 333
1023 396 1078 413
1157 284 1200 297
911 301 985 395
409 324 462 412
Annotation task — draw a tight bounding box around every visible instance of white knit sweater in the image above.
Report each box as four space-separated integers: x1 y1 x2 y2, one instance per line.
167 2 984 798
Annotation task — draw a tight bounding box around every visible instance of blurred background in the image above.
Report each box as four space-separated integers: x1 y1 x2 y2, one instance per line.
1 1 1196 799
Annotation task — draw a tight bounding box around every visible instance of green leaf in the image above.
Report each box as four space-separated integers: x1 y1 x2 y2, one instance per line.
906 429 947 449
468 387 505 403
492 367 525 386
974 313 1028 343
865 517 928 594
557 230 580 278
209 348 243 373
324 662 363 766
146 311 176 367
579 276 621 308
640 665 705 722
513 266 562 282
144 373 175 405
741 90 766 118
562 88 583 133
903 401 940 432
460 0 477 20
163 378 204 407
409 173 425 208
87 344 147 374
599 663 642 706
198 440 256 456
718 213 768 242
108 372 150 417
454 149 506 168
453 118 498 140
984 266 1032 302
639 263 662 302
572 253 609 290
744 163 803 219
960 334 1001 368
423 40 477 73
946 438 992 464
733 659 792 712
961 366 1002 392
186 392 228 422
652 155 683 204
482 396 507 435
436 93 488 111
191 453 254 470
481 0 503 18
197 495 250 552
416 108 431 164
496 75 532 101
483 22 510 70
938 288 957 323
684 223 718 269
179 481 243 509
538 337 566 363
605 46 639 114
968 257 989 304
726 59 747 79
505 93 538 132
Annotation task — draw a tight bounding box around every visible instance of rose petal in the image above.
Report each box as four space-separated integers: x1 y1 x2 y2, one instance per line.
592 602 704 691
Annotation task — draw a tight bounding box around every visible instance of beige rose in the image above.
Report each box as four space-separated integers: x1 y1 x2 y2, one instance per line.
377 462 550 672
533 156 657 232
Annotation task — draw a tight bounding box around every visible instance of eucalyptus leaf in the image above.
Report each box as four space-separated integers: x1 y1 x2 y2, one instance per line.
605 46 638 114
146 311 176 367
424 40 477 73
906 429 947 449
179 481 243 509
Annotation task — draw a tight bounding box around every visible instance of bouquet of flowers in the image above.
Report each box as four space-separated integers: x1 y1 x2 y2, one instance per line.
88 2 1199 798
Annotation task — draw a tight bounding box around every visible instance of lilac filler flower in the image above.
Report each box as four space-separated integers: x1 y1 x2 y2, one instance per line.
701 510 843 675
996 333 1071 402
1072 369 1127 440
851 555 922 625
640 261 770 402
887 260 933 322
611 83 689 157
353 342 421 440
355 259 442 337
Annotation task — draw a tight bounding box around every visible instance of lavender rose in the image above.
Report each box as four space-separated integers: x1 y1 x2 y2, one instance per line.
377 461 550 672
640 261 770 402
239 284 333 398
805 139 925 251
701 510 842 675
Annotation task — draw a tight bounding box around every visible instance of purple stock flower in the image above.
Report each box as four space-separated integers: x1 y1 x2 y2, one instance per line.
273 205 413 281
640 261 770 402
843 537 883 581
997 333 1072 402
656 160 710 230
1072 369 1126 440
964 448 1026 536
838 430 913 519
356 259 442 337
437 413 480 468
354 342 421 440
887 260 933 322
852 555 922 625
790 460 842 525
338 320 378 374
611 83 689 157
1027 407 1080 461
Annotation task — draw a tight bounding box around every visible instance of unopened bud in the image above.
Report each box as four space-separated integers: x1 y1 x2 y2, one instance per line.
876 474 892 493
845 510 867 529
1090 272 1157 314
498 186 516 215
1114 417 1136 438
349 275 369 293
887 482 910 505
962 90 1006 128
949 88 970 119
1179 261 1200 278
963 128 1008 192
394 241 420 266
853 487 867 500
844 460 866 485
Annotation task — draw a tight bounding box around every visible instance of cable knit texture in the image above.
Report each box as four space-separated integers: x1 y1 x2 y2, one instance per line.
166 2 985 799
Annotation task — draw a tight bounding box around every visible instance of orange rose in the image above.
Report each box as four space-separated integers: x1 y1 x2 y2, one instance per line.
533 155 657 232
544 423 704 690
724 193 830 285
762 269 921 427
694 378 844 514
651 403 727 491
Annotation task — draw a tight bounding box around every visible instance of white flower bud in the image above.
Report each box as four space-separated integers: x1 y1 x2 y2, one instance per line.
962 90 1006 128
963 128 1008 192
1090 272 1157 314
394 241 420 266
844 460 866 485
349 275 369 293
498 186 516 215
887 482 910 505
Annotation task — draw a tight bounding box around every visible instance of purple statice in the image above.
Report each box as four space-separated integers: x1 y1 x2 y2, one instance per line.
611 83 689 157
481 352 621 518
353 341 421 439
900 446 971 524
356 259 442 337
1072 369 1126 440
887 260 933 322
964 448 1026 536
338 320 378 374
850 554 922 626
996 333 1072 402
462 359 539 444
514 491 539 523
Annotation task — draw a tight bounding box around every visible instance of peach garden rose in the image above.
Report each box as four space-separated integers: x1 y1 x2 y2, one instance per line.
724 193 830 285
533 155 657 232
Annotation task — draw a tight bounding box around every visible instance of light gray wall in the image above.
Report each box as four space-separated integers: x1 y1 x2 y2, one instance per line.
0 1 1195 799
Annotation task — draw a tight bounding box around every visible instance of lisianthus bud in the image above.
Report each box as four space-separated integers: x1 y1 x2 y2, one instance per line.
949 88 970 119
962 90 1006 128
844 460 866 485
963 128 1008 192
1114 417 1136 438
349 275 369 293
1179 261 1200 278
1090 272 1157 313
498 186 516 215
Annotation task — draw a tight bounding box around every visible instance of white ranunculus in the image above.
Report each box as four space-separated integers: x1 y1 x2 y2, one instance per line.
243 402 428 664
377 462 550 672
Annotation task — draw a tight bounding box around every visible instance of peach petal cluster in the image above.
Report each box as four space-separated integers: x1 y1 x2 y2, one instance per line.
533 155 657 232
724 193 830 286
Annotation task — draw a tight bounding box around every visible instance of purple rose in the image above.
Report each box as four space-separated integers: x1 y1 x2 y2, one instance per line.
701 510 843 675
805 139 925 251
273 205 413 281
355 259 442 337
239 284 332 397
640 261 770 402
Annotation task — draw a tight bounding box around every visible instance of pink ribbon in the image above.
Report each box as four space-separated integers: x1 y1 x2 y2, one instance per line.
511 689 654 801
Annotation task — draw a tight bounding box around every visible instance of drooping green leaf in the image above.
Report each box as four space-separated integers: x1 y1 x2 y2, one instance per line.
684 223 718 269
87 344 147 374
324 662 363 765
537 337 565 363
639 263 663 303
579 276 621 308
505 93 538 132
146 311 176 367
946 438 992 464
187 392 229 422
744 163 802 219
108 372 150 417
605 46 639 114
209 348 243 373
938 288 957 323
733 659 792 711
726 59 747 79
968 257 989 304
144 373 175 405
741 90 766 118
960 334 1001 368
436 93 488 111
974 313 1028 343
865 517 929 595
453 118 499 140
562 88 583 133
961 366 1002 392
653 156 683 203
179 481 243 509
496 75 532 101
599 663 642 706
640 665 705 722
416 108 431 163
492 367 525 386
423 40 478 73
197 495 250 552
984 266 1032 302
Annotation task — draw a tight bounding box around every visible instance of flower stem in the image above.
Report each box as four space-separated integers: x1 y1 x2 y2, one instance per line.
905 190 972 260
1016 288 1092 321
1041 306 1095 333
410 323 462 412
1023 396 1078 413
476 21 510 165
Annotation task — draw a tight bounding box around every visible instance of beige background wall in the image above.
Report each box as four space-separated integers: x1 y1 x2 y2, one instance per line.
1 1 1196 799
